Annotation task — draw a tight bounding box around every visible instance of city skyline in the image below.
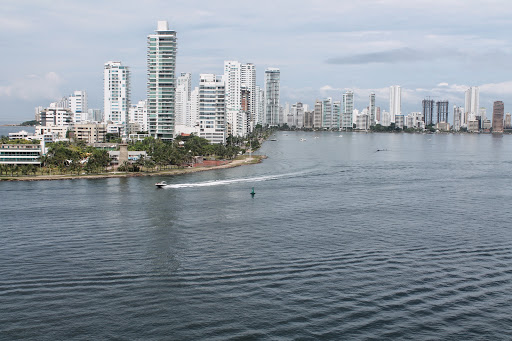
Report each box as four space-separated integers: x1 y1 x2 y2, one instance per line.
2 1 512 123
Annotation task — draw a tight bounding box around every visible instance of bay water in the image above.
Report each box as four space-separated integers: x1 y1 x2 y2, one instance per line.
1 131 512 340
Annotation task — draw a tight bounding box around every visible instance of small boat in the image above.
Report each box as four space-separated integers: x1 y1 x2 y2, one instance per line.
155 181 167 188
338 135 343 137
314 136 319 139
300 138 306 142
270 138 277 141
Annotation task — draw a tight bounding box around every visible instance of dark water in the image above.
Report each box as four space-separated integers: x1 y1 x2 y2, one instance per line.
2 132 512 340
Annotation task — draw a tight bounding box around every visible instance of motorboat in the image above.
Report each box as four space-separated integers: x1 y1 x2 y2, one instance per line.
155 181 167 188
300 138 306 142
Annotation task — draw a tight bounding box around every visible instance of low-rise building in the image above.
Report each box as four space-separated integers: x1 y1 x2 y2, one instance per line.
0 144 42 165
108 150 147 166
70 123 107 143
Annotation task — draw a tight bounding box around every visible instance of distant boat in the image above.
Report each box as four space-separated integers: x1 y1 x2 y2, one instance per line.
155 181 167 188
338 135 343 137
270 138 277 141
300 138 306 142
314 136 319 139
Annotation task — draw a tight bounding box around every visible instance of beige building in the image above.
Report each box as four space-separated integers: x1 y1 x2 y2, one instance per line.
70 124 107 143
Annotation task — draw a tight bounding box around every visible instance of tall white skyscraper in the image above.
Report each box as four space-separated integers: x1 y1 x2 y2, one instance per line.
147 20 177 140
175 72 191 127
332 100 341 129
389 85 401 123
103 61 130 127
322 97 332 129
241 63 256 128
464 87 479 125
342 90 354 129
453 105 463 131
223 61 257 136
190 87 199 127
255 86 264 125
369 92 376 126
69 90 88 123
264 68 280 126
198 74 226 144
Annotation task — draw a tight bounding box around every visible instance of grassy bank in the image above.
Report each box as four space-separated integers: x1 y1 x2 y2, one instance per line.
0 155 266 182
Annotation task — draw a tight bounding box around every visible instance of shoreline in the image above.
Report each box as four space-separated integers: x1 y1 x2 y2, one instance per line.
0 154 266 182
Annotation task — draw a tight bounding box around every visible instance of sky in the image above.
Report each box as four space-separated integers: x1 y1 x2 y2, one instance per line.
2 0 512 123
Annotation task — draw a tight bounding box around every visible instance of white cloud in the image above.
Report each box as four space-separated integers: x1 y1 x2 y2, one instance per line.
0 72 64 100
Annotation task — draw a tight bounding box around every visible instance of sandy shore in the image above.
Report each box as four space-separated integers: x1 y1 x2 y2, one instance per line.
0 155 266 182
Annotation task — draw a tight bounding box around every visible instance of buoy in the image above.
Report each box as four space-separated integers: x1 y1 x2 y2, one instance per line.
251 187 255 197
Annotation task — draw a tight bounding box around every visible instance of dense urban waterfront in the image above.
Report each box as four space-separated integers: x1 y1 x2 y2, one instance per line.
1 132 512 339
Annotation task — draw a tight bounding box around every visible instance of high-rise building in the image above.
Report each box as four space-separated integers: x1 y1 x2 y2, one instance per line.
104 61 130 130
224 61 255 136
453 106 463 131
332 101 341 130
505 113 511 129
255 86 264 125
322 97 332 129
147 21 177 140
264 68 280 126
369 93 376 126
241 63 256 129
69 90 88 123
464 87 479 126
175 73 191 127
381 110 391 127
190 87 199 128
198 74 226 144
422 99 434 126
389 85 401 122
492 101 504 133
436 101 449 123
314 100 322 128
342 90 354 129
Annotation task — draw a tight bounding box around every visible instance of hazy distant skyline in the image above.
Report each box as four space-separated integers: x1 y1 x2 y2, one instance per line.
2 0 512 123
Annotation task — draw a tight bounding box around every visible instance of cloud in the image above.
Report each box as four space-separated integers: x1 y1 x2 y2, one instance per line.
0 72 64 100
325 48 426 65
479 81 512 96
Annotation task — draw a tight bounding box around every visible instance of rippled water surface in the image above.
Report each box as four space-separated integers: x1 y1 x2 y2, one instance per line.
2 132 512 340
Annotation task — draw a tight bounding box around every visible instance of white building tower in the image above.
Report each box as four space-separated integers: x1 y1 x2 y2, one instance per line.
190 87 199 128
175 72 191 127
241 63 256 129
264 68 280 126
69 90 88 123
103 61 130 129
147 20 177 140
342 90 354 129
464 87 479 125
369 92 376 126
255 86 264 125
198 74 226 144
389 85 401 123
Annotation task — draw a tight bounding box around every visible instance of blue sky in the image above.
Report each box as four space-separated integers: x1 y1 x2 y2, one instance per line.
1 0 512 123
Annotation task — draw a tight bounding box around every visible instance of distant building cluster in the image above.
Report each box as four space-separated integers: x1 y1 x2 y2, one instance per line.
16 20 510 149
282 85 508 133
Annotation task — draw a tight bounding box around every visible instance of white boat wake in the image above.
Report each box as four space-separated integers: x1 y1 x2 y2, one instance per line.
162 171 307 189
